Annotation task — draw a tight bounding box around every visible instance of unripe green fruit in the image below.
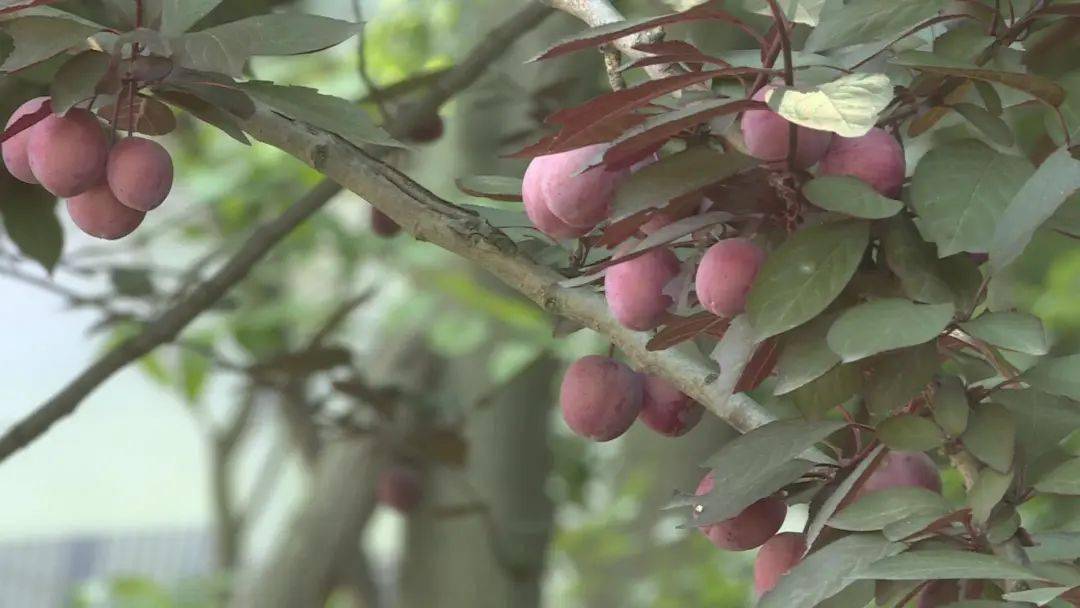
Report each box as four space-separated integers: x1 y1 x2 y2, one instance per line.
694 238 766 317
754 532 806 596
376 465 423 513
856 451 942 500
695 472 786 551
559 355 643 441
522 144 628 231
638 374 703 437
819 127 906 197
604 247 680 331
27 109 108 197
741 86 833 168
107 137 174 211
371 207 401 237
2 96 49 184
66 182 145 240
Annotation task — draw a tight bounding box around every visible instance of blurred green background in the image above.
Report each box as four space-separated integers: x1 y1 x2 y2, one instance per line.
0 1 1076 607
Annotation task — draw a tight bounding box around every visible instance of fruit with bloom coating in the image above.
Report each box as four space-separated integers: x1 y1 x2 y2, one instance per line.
522 144 628 231
695 472 786 550
107 137 174 211
66 182 145 240
559 355 643 441
741 86 833 168
819 127 906 197
2 96 49 184
604 247 680 330
695 238 766 317
27 109 108 197
754 532 806 596
377 465 423 513
638 374 704 437
856 451 942 499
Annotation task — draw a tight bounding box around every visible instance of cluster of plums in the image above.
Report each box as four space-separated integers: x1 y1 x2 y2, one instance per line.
559 355 705 441
523 85 905 330
2 97 174 240
713 451 953 603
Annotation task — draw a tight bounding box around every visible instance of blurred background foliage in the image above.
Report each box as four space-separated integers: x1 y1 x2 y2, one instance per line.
0 0 1076 607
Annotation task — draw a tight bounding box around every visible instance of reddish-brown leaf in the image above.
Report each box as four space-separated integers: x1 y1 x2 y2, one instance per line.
0 98 51 143
604 99 764 167
647 311 729 351
507 113 649 158
532 1 753 61
597 208 654 247
547 67 760 131
735 336 780 392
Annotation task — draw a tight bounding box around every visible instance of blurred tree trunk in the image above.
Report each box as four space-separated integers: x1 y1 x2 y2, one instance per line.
396 355 558 608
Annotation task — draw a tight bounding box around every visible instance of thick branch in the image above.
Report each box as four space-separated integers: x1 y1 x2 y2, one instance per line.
237 107 773 433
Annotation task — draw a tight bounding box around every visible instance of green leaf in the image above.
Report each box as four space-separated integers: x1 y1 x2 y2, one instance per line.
890 51 1066 107
998 390 1080 464
695 419 845 524
160 0 222 35
612 146 754 219
747 220 869 340
803 0 946 53
768 73 892 137
952 102 1015 147
827 299 953 362
829 487 949 532
881 215 955 305
990 147 1080 272
878 415 946 451
962 403 1016 473
1023 355 1080 401
975 81 1003 116
774 313 841 395
960 312 1049 356
240 81 401 149
1027 533 1080 561
1034 458 1080 495
792 361 863 419
154 89 250 145
1002 587 1072 606
179 348 210 403
802 176 903 219
759 533 905 608
50 50 110 114
109 268 155 297
746 0 826 25
932 375 970 437
0 176 62 272
175 14 362 76
805 444 886 548
857 550 1037 580
967 468 1013 524
455 175 523 203
0 16 102 73
865 343 941 417
911 139 1035 256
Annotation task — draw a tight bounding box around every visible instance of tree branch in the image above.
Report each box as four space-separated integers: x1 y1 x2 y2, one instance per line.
0 1 555 464
0 179 343 464
236 106 773 434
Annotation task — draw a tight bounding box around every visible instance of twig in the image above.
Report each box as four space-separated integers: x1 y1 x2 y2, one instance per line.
602 47 626 91
764 0 798 172
351 0 391 124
